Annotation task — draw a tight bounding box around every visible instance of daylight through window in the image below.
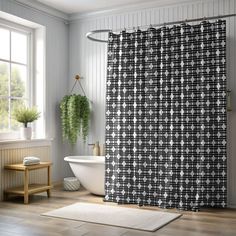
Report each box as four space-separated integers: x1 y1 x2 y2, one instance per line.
0 24 31 134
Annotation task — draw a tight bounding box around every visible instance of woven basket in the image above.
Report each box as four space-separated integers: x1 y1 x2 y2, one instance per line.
63 177 80 191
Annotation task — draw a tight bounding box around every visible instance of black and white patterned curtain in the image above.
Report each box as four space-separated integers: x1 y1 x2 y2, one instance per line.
105 20 227 210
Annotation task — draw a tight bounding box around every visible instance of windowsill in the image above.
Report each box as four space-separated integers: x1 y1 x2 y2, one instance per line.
0 138 53 149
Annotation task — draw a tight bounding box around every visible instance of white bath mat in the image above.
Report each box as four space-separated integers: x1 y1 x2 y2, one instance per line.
42 202 181 232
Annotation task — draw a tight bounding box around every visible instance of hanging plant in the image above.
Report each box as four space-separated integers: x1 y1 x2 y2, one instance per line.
60 94 90 144
79 96 90 140
60 95 70 141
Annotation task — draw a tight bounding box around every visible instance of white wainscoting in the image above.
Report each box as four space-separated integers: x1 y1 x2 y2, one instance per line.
69 0 236 206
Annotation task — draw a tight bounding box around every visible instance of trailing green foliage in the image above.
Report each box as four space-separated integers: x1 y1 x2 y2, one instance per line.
79 96 90 141
13 106 40 128
60 95 70 141
60 94 90 144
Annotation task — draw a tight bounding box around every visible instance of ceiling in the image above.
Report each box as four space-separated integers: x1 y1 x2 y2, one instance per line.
36 0 162 14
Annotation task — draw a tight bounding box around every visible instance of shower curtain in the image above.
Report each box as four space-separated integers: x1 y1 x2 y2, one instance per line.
104 20 227 210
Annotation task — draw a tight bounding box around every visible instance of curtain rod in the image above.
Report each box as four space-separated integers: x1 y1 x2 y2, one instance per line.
86 13 236 43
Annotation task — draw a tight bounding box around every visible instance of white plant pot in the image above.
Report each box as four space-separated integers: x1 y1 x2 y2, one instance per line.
20 127 32 140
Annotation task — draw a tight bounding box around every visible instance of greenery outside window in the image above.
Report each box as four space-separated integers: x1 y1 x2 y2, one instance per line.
0 21 33 139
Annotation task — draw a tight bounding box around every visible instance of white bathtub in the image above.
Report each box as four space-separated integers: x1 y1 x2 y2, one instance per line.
64 156 105 196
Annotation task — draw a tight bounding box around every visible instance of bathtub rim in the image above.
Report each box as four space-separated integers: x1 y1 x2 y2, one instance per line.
64 156 105 164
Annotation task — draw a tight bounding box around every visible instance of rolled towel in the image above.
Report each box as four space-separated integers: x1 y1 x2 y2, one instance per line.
23 156 40 166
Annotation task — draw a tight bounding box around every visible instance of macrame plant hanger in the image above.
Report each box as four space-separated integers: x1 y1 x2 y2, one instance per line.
70 74 86 95
70 74 92 105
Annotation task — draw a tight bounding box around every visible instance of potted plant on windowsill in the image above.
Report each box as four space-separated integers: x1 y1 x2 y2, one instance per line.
13 106 40 140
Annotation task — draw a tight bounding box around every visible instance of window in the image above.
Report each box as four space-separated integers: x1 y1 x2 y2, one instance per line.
0 21 33 138
0 13 46 141
0 25 31 133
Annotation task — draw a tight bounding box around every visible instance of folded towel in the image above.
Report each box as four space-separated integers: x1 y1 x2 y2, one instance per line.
23 156 40 166
24 156 40 161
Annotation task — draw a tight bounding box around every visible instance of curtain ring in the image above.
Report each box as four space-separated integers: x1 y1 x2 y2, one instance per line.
202 16 207 22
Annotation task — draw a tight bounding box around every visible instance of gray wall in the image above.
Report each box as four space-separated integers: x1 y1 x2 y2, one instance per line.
0 0 71 182
68 0 236 206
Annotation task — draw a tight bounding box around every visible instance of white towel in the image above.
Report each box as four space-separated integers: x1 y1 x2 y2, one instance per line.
23 156 40 166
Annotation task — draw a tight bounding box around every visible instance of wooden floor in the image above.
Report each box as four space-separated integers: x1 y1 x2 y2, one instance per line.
0 186 235 236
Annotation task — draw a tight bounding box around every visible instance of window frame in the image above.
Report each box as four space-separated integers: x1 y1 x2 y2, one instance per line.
0 19 34 140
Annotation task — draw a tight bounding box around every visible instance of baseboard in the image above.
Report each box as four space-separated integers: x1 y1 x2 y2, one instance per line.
52 181 63 187
227 205 236 209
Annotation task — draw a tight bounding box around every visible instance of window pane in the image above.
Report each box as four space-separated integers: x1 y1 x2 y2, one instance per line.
11 98 26 131
0 28 10 60
11 31 27 64
0 62 9 97
11 64 27 98
0 98 9 132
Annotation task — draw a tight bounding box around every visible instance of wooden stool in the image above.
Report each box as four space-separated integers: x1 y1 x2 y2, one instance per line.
4 162 52 204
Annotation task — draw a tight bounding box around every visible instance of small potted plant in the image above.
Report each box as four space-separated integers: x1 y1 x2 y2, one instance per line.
13 106 40 140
